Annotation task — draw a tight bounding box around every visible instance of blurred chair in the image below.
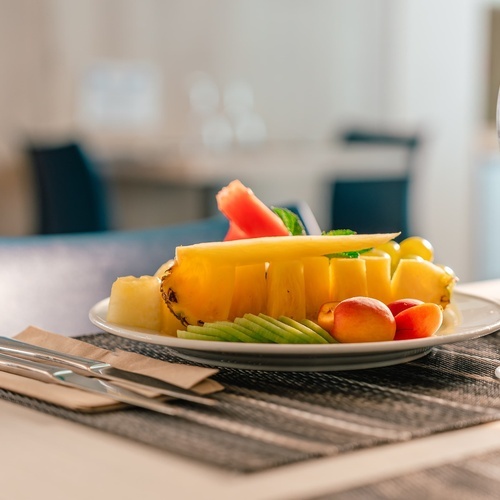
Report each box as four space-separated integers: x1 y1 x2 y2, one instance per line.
27 141 110 234
330 128 421 240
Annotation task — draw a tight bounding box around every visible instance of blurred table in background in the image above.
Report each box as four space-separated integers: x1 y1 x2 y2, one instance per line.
97 141 408 232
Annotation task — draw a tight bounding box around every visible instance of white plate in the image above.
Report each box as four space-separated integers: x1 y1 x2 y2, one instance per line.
89 291 500 371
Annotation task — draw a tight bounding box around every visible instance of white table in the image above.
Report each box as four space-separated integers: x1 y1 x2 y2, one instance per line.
2 279 500 500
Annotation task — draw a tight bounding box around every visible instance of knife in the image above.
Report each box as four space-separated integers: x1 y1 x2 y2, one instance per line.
0 336 216 407
0 352 335 454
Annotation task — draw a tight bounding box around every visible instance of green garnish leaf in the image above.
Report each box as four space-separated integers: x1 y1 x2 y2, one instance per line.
322 229 372 258
325 251 361 259
322 229 357 236
272 207 306 236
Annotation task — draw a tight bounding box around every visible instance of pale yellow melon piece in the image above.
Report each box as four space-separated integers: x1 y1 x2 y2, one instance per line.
175 233 399 267
228 263 267 320
161 260 236 326
362 253 392 304
302 256 331 320
266 260 306 320
391 258 456 308
330 258 368 302
107 275 162 331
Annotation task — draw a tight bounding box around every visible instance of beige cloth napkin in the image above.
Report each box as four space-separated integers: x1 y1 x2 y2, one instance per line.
0 326 223 412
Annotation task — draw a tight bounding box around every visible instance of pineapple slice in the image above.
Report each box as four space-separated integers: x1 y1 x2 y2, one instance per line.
161 259 235 326
303 256 330 320
266 260 306 320
391 259 456 308
107 275 162 331
362 253 393 304
228 263 267 320
175 233 399 267
330 258 368 302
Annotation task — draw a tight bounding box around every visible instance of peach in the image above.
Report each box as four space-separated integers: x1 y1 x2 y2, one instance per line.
394 303 443 340
317 301 339 334
330 297 396 343
387 298 424 317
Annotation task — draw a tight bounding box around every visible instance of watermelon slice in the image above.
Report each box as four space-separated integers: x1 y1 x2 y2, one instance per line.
216 179 290 240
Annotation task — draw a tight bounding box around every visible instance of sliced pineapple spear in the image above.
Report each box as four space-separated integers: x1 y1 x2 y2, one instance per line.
175 233 400 266
161 233 400 327
106 232 457 335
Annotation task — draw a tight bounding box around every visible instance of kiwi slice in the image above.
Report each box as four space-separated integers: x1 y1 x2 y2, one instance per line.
177 330 221 341
299 318 337 343
277 316 331 344
245 314 314 344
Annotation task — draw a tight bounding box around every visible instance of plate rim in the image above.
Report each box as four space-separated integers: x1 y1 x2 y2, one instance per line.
89 290 500 356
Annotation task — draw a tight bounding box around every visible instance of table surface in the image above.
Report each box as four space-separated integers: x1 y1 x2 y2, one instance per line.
2 279 500 500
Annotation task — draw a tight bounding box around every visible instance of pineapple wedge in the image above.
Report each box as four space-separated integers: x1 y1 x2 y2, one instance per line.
228 263 267 320
266 260 306 320
161 259 235 326
330 258 368 302
362 253 393 304
175 233 399 266
391 258 456 308
303 256 331 320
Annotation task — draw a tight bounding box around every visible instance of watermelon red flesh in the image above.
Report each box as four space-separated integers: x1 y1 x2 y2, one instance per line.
224 221 249 241
216 179 290 239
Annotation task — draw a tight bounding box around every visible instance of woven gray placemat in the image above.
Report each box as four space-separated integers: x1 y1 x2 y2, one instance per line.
320 447 500 500
1 332 499 473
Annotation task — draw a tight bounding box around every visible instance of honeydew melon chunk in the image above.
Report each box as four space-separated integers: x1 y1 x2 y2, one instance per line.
277 316 330 344
186 325 242 342
299 319 337 343
235 316 289 344
175 233 400 266
177 330 221 341
247 314 315 344
204 321 261 343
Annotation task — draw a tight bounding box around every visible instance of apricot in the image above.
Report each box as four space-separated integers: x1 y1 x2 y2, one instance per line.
387 298 423 317
394 302 443 340
317 301 339 334
330 297 396 343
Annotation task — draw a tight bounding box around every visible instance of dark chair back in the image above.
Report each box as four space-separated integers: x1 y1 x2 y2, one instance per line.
330 128 421 240
27 142 109 234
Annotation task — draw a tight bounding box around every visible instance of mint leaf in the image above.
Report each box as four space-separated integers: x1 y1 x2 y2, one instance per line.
322 230 373 258
272 207 306 236
324 248 371 259
322 229 357 236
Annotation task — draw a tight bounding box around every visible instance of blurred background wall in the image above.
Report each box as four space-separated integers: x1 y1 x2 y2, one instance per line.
0 0 499 283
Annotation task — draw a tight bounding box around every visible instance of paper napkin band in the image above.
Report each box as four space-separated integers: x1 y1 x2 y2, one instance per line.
0 326 223 412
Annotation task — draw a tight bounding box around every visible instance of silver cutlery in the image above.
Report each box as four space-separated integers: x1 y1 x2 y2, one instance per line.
0 352 336 454
0 336 216 406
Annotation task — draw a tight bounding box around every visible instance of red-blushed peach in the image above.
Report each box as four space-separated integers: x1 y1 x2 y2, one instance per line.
394 302 443 340
387 298 424 317
331 297 396 343
317 301 339 334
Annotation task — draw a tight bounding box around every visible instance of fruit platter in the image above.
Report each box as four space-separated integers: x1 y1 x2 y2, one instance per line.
89 180 500 370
